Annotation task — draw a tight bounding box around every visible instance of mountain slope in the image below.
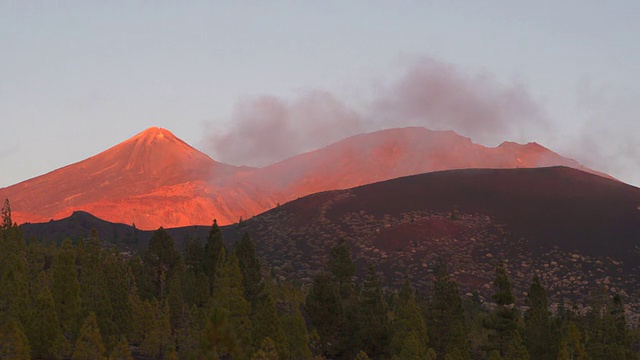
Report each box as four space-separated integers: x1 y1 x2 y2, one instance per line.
21 167 640 316
245 127 611 199
0 127 277 229
1 126 612 229
229 166 640 312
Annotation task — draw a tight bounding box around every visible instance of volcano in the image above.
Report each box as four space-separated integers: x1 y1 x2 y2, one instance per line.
0 127 277 229
244 127 611 199
0 126 612 229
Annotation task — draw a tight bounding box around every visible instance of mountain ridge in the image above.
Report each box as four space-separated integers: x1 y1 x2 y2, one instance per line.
19 166 640 319
1 126 613 229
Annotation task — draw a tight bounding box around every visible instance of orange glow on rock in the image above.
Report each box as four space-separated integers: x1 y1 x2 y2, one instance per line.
0 127 613 229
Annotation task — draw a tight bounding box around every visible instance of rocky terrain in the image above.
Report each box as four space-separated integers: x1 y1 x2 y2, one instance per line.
21 166 640 322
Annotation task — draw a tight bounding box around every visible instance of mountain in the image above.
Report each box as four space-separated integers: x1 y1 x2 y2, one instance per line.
20 166 640 316
228 166 640 313
242 127 611 199
1 126 612 229
0 127 278 229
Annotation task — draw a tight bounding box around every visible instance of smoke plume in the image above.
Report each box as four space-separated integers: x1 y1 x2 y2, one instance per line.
557 82 640 186
203 57 549 167
204 91 365 167
371 58 548 144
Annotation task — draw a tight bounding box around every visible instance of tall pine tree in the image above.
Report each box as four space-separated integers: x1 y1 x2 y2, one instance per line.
391 277 429 358
203 219 226 295
357 263 390 358
72 312 106 360
0 319 31 360
429 261 469 359
29 284 65 359
143 227 180 299
252 295 288 359
483 261 527 359
211 249 253 356
523 276 556 360
236 232 266 306
52 239 81 344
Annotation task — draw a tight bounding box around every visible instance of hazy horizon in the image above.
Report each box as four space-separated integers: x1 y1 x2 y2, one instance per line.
1 2 639 187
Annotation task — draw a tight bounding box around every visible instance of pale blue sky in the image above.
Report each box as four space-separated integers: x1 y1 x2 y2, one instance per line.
1 1 639 187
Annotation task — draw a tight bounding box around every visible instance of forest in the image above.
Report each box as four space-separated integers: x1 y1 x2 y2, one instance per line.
0 200 638 360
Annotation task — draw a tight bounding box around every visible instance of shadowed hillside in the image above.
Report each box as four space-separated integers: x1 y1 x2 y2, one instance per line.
21 166 640 320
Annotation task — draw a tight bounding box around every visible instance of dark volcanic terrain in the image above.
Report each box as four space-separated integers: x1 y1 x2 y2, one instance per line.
22 166 640 321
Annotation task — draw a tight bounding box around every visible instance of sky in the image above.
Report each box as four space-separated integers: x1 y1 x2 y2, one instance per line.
1 1 639 187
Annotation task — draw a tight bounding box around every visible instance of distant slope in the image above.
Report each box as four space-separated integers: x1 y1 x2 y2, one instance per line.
2 126 612 229
20 167 640 314
243 127 612 199
20 211 213 252
230 166 640 311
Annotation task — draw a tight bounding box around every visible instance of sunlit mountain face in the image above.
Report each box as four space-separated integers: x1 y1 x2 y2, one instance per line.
0 126 613 229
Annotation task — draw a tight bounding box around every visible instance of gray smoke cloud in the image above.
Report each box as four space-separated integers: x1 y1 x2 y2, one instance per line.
203 57 550 167
371 58 548 144
555 80 640 186
204 91 366 167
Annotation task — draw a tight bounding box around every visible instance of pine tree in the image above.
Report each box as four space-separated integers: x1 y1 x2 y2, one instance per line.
557 323 588 360
1 198 12 230
167 269 186 333
144 227 180 299
0 319 31 359
0 252 29 327
252 295 288 359
445 347 468 360
165 345 179 360
108 337 133 360
138 299 160 358
391 277 428 358
199 306 241 359
184 237 204 274
504 332 529 360
488 350 503 360
72 312 106 360
399 331 424 360
483 261 522 358
211 250 253 355
0 198 25 269
52 239 81 343
523 276 556 360
280 303 312 360
157 300 172 360
203 219 226 295
236 232 266 306
136 298 171 359
430 261 469 359
102 251 133 348
173 304 203 359
357 263 390 358
583 286 631 359
354 350 371 360
608 293 632 359
78 229 103 316
329 239 356 300
29 285 64 359
331 240 360 357
306 273 342 356
252 337 279 360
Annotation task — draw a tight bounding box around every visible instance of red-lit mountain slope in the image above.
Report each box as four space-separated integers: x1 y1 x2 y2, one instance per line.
245 127 611 199
1 126 612 229
0 127 277 229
